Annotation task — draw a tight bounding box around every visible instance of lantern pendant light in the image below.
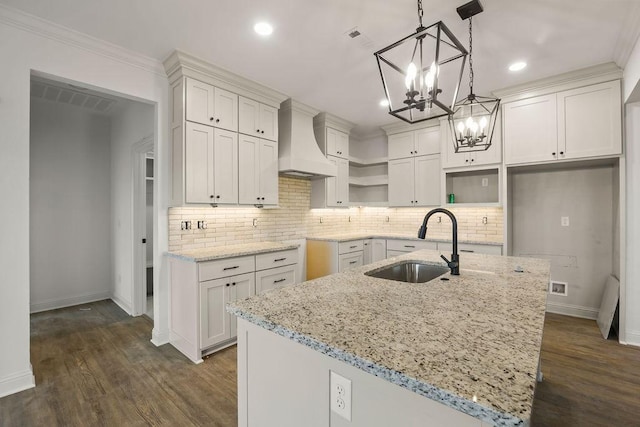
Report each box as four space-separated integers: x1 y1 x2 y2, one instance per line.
374 0 468 125
448 1 500 153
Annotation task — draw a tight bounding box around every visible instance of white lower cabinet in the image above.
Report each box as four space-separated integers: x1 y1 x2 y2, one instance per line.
363 239 387 264
200 272 254 349
437 242 503 256
339 252 364 272
169 248 299 363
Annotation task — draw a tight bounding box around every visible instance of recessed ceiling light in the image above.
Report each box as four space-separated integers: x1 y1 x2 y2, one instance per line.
509 61 527 72
379 99 389 107
254 22 273 36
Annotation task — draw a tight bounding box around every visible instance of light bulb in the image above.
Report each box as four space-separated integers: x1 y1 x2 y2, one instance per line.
457 121 465 133
470 121 478 137
479 116 488 134
405 63 417 89
465 117 474 129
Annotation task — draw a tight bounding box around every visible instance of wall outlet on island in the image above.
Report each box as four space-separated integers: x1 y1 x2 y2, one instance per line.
550 280 568 296
330 371 351 421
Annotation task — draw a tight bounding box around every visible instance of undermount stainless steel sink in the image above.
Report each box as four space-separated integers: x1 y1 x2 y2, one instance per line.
365 262 449 283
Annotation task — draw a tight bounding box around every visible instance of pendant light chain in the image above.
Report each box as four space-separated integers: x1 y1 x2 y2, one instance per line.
417 0 424 28
468 17 474 95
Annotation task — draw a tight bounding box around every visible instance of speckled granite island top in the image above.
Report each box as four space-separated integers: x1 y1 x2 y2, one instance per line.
306 232 503 246
228 250 549 426
166 241 299 262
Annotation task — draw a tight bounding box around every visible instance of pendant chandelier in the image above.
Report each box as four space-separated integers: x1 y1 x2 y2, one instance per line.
374 0 468 124
448 1 500 153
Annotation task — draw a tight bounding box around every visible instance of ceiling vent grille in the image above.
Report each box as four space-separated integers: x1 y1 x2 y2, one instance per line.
30 79 117 113
344 27 375 50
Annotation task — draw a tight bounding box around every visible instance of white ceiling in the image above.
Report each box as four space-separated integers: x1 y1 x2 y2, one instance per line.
4 0 640 134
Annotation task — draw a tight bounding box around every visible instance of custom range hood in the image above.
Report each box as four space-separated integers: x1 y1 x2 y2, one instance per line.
278 99 337 178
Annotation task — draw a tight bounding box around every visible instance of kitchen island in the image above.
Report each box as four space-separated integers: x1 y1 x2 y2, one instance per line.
228 249 549 426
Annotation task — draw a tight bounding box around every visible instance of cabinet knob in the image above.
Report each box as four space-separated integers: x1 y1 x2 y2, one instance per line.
210 117 214 121
560 151 564 155
261 130 265 134
414 151 418 154
216 195 220 199
216 119 220 123
470 158 474 162
210 195 214 198
552 152 556 156
225 283 230 287
465 159 469 163
257 197 261 200
232 282 236 286
261 197 265 200
256 129 260 133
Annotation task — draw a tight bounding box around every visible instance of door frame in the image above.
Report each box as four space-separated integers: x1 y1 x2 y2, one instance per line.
132 135 154 317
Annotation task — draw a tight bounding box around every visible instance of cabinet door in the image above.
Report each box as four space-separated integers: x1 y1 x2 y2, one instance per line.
239 96 260 137
415 126 440 156
336 157 350 206
414 155 440 206
238 134 260 205
441 122 469 168
388 132 415 160
325 156 339 207
503 94 558 165
259 104 279 141
185 78 215 126
338 252 363 272
471 113 502 166
185 122 214 203
388 158 415 207
363 239 373 265
228 273 255 338
213 128 238 204
326 128 349 158
558 80 622 160
200 278 231 349
371 239 387 263
259 139 279 205
213 87 238 132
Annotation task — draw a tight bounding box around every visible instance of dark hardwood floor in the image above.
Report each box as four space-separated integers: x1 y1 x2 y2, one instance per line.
1 302 639 426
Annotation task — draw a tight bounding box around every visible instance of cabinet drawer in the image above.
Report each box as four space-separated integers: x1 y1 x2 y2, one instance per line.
339 252 363 272
438 242 503 256
199 255 255 281
386 239 437 252
256 265 297 295
386 250 408 258
339 240 364 254
255 249 298 271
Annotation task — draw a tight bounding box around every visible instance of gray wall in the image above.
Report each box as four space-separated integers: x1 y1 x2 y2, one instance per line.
510 165 616 317
30 98 112 312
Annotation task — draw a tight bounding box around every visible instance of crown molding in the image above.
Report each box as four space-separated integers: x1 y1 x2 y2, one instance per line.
494 62 622 102
0 4 165 77
280 98 319 117
613 3 640 68
163 49 288 108
313 112 355 134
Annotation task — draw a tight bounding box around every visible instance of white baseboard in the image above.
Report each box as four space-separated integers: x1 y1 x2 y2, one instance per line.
546 301 599 320
110 294 132 315
0 368 35 398
624 330 640 347
30 291 110 313
151 327 170 346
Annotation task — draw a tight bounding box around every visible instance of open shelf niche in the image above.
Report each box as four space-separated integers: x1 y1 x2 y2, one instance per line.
348 131 389 207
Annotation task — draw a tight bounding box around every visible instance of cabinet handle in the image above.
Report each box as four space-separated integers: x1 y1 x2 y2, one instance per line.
223 266 239 271
350 245 357 249
274 258 287 262
349 261 358 264
273 278 286 283
404 245 415 248
460 249 475 253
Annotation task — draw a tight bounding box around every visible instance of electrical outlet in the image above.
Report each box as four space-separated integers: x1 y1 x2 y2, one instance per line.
320 217 323 224
481 178 489 187
437 216 442 223
181 220 192 230
561 216 570 227
482 216 488 224
348 216 351 222
386 216 389 222
330 371 351 421
253 218 258 228
197 220 207 230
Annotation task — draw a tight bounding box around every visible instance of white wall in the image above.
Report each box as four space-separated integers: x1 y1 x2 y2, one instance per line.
29 98 112 312
0 5 168 397
110 101 154 313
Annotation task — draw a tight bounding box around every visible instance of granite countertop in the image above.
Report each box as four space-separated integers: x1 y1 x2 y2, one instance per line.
306 232 504 246
228 250 549 426
166 241 299 262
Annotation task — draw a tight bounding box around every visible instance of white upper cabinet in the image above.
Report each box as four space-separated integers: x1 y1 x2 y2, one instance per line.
504 80 621 165
441 116 502 169
326 127 349 158
185 122 238 204
185 78 238 132
238 135 279 206
239 96 278 141
388 126 440 160
558 80 622 160
388 154 440 207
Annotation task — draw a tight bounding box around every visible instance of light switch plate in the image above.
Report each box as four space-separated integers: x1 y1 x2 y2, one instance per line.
330 371 352 421
561 216 570 227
